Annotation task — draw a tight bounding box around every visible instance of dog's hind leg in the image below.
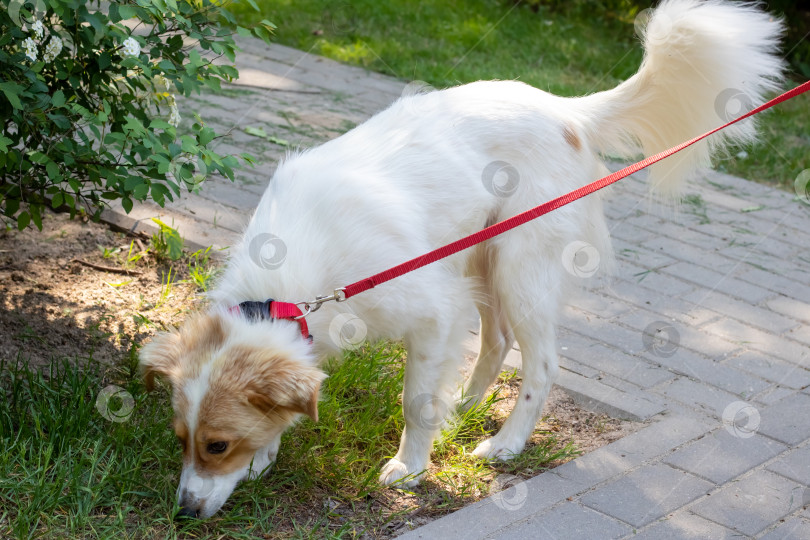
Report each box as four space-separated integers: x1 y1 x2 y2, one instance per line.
456 298 512 412
471 252 562 461
380 313 467 487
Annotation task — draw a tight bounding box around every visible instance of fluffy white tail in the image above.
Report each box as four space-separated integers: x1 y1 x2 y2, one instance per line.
574 0 785 195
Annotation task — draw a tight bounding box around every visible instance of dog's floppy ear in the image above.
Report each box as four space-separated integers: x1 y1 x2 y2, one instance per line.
139 330 183 391
243 356 326 422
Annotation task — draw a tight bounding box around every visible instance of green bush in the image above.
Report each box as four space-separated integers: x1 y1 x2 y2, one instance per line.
0 0 275 230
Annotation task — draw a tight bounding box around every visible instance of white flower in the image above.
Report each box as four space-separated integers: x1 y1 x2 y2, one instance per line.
42 36 62 63
121 37 140 58
153 74 170 93
31 20 45 40
168 99 181 128
22 37 37 62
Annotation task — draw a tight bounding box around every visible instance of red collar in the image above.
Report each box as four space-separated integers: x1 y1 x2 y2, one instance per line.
229 299 312 343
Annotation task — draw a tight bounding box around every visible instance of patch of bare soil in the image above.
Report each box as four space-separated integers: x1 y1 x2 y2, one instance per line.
0 212 201 369
0 211 641 536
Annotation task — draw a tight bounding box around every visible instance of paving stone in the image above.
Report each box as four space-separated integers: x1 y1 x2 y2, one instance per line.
580 463 713 527
603 279 715 326
628 511 740 540
681 289 799 334
786 325 810 347
655 376 745 416
758 516 810 540
614 262 697 298
653 348 768 397
660 262 773 304
395 471 580 540
556 369 664 421
665 429 786 484
553 415 712 488
691 470 805 536
493 503 630 540
738 266 810 304
566 289 636 320
558 334 675 389
725 351 810 390
561 307 647 354
767 445 810 486
754 385 798 406
640 235 736 276
702 319 810 366
608 287 719 334
758 392 810 446
766 295 810 324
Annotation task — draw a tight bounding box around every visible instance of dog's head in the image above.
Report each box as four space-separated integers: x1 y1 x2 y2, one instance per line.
139 311 325 518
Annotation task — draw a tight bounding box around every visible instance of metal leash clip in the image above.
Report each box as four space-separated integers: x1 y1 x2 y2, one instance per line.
294 288 346 319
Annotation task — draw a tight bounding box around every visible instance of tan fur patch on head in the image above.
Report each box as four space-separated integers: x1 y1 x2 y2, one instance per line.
563 124 582 151
187 345 323 475
140 311 227 390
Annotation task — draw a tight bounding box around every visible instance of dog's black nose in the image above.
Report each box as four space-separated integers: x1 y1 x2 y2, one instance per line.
175 506 200 520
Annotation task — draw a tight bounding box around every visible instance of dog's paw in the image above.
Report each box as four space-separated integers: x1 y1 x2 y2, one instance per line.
379 458 423 488
472 437 523 461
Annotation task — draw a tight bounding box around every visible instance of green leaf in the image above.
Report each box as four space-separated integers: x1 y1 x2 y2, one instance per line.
118 5 136 19
98 51 112 70
121 196 133 213
17 211 30 230
46 161 61 181
52 192 64 209
0 82 23 110
30 205 43 230
0 136 12 153
197 127 215 146
51 90 65 108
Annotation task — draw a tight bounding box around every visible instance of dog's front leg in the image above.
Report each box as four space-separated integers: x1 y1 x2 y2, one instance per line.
380 331 453 487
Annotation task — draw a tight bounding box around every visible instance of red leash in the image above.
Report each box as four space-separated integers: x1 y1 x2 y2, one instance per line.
337 80 810 301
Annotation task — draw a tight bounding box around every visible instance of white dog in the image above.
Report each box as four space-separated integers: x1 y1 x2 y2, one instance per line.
140 0 783 518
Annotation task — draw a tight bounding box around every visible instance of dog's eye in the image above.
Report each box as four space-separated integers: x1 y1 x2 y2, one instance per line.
207 441 228 455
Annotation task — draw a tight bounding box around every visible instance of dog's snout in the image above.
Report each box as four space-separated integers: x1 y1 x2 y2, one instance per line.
176 505 200 520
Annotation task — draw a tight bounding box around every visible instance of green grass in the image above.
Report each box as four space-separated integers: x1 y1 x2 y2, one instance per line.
233 0 809 190
0 342 576 539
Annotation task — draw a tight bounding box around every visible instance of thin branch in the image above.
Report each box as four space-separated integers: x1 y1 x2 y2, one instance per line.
70 258 143 275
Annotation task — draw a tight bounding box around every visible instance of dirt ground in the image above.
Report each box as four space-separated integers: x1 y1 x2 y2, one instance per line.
0 212 201 369
0 210 640 535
